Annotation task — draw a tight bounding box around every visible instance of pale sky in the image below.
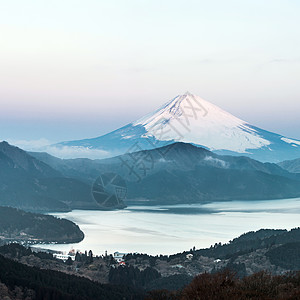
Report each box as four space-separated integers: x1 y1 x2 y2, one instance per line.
0 0 300 148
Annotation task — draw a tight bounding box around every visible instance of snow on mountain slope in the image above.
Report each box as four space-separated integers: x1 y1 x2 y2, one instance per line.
56 92 300 162
133 92 270 153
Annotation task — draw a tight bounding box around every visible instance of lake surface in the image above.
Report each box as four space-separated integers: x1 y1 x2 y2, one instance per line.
34 198 300 256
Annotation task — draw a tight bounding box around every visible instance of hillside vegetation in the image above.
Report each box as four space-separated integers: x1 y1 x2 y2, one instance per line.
0 206 84 244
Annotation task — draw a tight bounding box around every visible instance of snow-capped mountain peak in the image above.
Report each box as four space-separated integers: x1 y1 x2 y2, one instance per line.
56 92 300 162
134 92 270 153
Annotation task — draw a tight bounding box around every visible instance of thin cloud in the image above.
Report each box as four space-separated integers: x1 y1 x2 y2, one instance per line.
6 138 51 150
255 58 300 73
6 138 111 159
44 145 110 159
269 58 300 64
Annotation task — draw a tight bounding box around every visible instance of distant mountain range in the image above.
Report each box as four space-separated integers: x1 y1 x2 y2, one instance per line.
56 92 300 162
1 140 299 212
0 141 98 212
278 158 300 173
30 142 300 207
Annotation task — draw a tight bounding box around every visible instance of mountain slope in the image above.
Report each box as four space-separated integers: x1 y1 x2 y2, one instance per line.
126 166 300 204
57 92 300 162
0 142 97 212
33 142 293 182
28 151 107 184
123 143 300 204
0 253 144 300
0 141 61 178
31 142 300 205
278 158 300 173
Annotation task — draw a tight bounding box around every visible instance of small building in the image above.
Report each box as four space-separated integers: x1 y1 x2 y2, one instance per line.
53 253 75 262
68 248 76 256
186 254 193 261
113 251 128 262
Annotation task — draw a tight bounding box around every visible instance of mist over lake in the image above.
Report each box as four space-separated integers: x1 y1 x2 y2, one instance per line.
35 197 300 256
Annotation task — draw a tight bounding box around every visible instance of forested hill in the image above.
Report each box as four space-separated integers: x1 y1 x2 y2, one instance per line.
0 254 144 300
0 141 97 212
0 206 84 244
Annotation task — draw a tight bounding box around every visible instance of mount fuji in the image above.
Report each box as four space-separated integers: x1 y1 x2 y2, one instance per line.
57 92 300 162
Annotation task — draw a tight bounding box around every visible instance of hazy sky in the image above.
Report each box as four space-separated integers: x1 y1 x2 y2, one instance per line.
1 0 300 148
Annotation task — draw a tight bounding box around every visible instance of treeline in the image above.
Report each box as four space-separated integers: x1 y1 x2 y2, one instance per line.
0 279 35 300
109 265 161 288
147 270 300 300
126 228 300 264
2 242 300 299
3 249 300 300
266 241 300 270
0 206 84 243
0 243 55 261
196 227 300 259
0 253 144 300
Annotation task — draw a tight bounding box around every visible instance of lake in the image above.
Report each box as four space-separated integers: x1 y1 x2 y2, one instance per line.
34 197 300 256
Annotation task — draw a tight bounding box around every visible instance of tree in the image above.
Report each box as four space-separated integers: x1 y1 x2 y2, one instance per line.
75 251 81 262
65 257 73 265
88 250 93 263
